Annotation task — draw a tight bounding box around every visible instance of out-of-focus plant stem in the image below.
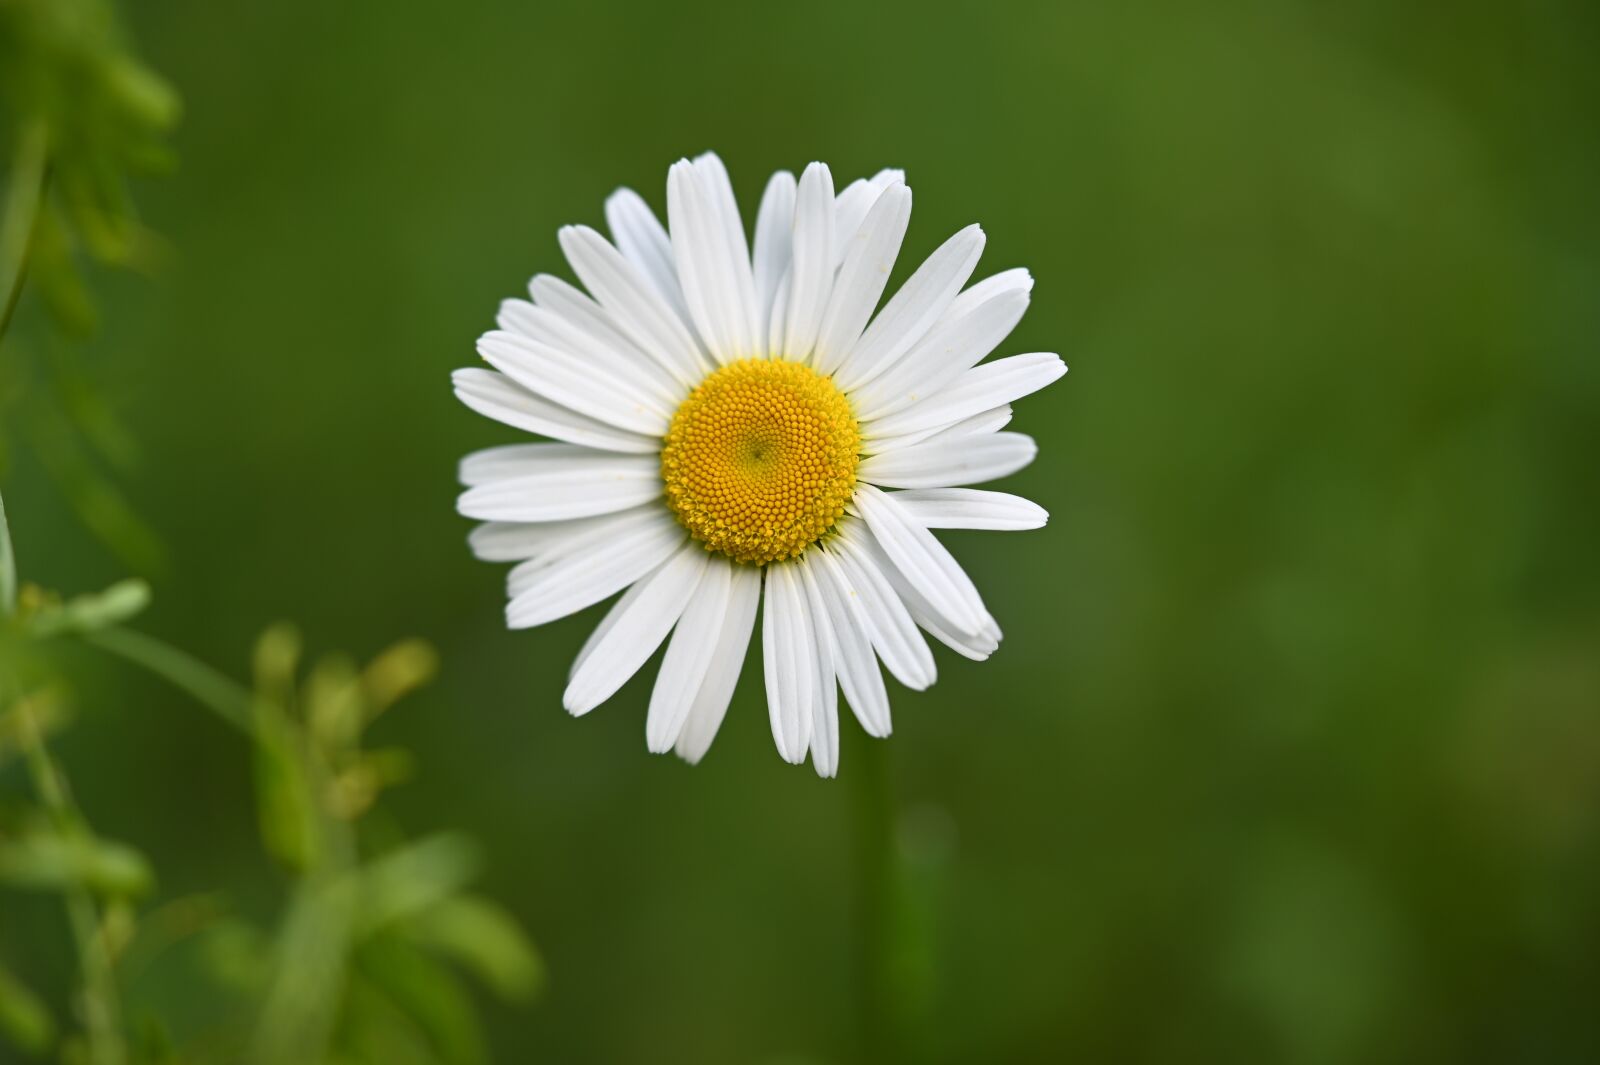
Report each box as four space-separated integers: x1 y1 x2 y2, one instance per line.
0 119 50 347
1 121 51 618
85 623 357 1064
85 625 255 735
852 737 900 1065
249 768 356 1065
10 695 127 1065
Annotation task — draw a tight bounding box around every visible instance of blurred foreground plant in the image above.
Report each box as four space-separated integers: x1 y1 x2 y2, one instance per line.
1 0 180 572
1 570 543 1064
2 5 541 1062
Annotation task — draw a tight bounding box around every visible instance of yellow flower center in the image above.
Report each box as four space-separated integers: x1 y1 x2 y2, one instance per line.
661 358 860 565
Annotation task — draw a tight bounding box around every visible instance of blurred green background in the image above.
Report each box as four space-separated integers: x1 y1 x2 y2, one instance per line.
5 0 1600 1061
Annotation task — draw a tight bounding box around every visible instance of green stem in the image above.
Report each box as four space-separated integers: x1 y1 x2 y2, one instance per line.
84 625 255 736
11 697 127 1065
851 737 899 1065
0 119 50 347
0 121 49 617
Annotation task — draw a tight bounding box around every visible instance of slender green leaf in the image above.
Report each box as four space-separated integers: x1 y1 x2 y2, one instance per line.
354 936 485 1065
0 823 154 897
84 625 253 735
406 894 544 1002
352 834 481 938
25 579 150 638
0 119 49 342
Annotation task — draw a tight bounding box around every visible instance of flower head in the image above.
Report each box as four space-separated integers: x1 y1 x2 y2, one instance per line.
454 153 1065 776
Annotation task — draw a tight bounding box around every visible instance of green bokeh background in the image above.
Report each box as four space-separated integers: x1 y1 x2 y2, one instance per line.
7 0 1600 1061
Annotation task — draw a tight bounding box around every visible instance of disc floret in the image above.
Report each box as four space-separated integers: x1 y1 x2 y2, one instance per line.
661 359 860 564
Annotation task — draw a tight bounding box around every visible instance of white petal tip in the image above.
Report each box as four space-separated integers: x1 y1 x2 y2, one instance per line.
562 690 598 717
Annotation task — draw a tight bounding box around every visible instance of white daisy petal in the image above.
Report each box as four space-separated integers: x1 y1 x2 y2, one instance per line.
646 555 733 753
940 406 1015 442
762 562 815 763
506 509 685 629
694 152 762 356
476 330 670 437
751 170 797 345
558 225 709 388
452 368 659 454
563 543 709 716
864 352 1065 442
811 547 892 737
796 557 840 778
858 432 1038 489
832 169 905 264
885 488 1048 531
604 187 695 329
894 580 1002 661
668 158 759 363
567 573 643 683
939 267 1034 326
852 484 988 636
456 456 661 522
884 405 1014 453
498 296 680 409
850 286 1031 421
766 266 791 354
526 272 687 395
675 562 761 764
459 442 599 487
775 161 836 361
863 534 1004 661
812 181 912 376
835 224 985 392
468 507 660 562
830 528 936 690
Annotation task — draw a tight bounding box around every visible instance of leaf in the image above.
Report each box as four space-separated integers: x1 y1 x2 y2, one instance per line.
360 640 438 724
0 822 154 897
405 894 544 1002
352 936 486 1065
0 958 55 1056
23 579 150 637
352 834 481 938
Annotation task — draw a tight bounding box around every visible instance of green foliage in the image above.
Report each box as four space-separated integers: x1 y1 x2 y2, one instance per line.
228 628 540 1065
12 578 150 638
0 0 178 335
0 817 153 897
0 8 539 1063
0 0 176 571
1 608 543 1065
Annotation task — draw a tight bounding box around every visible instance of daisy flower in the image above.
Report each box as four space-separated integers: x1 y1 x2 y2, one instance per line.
454 153 1065 776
